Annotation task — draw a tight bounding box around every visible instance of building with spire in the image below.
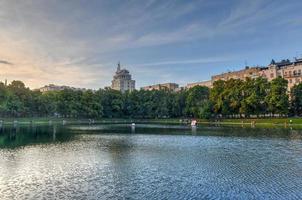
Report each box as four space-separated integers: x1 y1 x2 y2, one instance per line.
111 62 135 93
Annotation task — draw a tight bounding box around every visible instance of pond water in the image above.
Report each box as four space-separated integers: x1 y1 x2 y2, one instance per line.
0 124 301 199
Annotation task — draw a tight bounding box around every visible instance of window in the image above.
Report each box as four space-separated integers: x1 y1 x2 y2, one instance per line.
270 73 274 78
289 79 292 83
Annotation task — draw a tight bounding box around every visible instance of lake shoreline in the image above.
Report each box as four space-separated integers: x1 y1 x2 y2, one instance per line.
1 117 302 128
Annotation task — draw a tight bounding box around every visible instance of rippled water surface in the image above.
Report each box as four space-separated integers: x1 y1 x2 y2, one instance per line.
0 124 302 199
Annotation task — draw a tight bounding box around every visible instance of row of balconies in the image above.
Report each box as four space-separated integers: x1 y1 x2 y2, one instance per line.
283 73 302 78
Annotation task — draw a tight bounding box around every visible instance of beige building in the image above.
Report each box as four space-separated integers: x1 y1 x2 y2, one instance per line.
259 58 302 90
186 80 212 89
258 66 278 81
185 67 261 90
282 64 302 89
212 66 262 82
111 62 135 93
278 59 302 90
209 59 302 91
259 59 291 81
39 84 87 93
179 57 302 92
142 83 179 91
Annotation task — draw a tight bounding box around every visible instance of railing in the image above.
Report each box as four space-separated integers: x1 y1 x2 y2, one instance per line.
283 73 302 78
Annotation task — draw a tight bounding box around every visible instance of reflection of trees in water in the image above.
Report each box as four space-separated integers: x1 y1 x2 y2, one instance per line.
88 124 302 140
0 125 74 148
198 126 302 139
53 126 57 141
72 123 302 139
287 130 302 140
97 125 302 198
106 136 134 156
104 136 137 197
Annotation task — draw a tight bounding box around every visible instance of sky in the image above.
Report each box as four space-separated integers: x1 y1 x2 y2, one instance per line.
0 0 301 89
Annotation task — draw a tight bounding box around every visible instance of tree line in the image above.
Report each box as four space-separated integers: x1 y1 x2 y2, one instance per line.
1 77 302 119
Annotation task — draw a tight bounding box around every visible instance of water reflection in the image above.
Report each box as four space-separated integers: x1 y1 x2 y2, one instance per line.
53 125 57 141
131 125 135 134
0 125 74 148
191 126 197 135
0 124 301 199
69 123 302 140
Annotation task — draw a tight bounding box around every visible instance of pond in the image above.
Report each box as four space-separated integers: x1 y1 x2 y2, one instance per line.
0 124 301 199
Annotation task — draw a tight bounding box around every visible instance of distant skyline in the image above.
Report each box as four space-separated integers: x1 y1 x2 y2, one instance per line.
0 0 301 89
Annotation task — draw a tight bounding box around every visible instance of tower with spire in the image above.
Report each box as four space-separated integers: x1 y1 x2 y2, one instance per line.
111 62 135 93
117 61 121 72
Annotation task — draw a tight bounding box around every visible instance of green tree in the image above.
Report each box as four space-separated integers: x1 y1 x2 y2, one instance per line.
0 82 9 115
97 88 123 118
210 80 225 116
7 81 31 116
80 90 103 118
223 79 244 117
240 77 269 117
185 86 210 118
38 91 58 116
290 83 302 116
265 77 289 116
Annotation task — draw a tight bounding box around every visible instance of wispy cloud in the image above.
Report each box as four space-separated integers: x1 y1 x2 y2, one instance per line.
0 0 301 88
132 56 234 67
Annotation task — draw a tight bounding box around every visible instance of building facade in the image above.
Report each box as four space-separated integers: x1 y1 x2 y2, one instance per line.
111 62 135 93
185 80 212 89
139 57 302 92
186 66 262 89
281 60 302 89
259 59 291 81
259 58 302 90
39 84 87 93
142 83 179 91
186 58 302 91
211 66 262 82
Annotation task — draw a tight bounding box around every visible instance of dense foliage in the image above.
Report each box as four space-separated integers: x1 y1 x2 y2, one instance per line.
0 77 300 119
210 77 289 118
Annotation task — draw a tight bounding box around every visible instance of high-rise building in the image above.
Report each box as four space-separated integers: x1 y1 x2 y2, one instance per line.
111 62 135 93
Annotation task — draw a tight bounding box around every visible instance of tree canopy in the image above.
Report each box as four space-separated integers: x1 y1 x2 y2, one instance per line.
0 77 296 119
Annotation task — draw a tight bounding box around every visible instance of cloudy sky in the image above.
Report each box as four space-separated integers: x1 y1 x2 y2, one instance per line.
0 0 301 89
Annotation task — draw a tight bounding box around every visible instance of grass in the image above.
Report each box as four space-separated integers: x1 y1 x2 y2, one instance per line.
220 118 296 123
196 117 302 129
0 117 182 125
0 117 68 125
0 117 302 128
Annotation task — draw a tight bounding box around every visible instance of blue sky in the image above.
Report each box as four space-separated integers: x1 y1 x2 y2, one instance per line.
0 0 301 89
